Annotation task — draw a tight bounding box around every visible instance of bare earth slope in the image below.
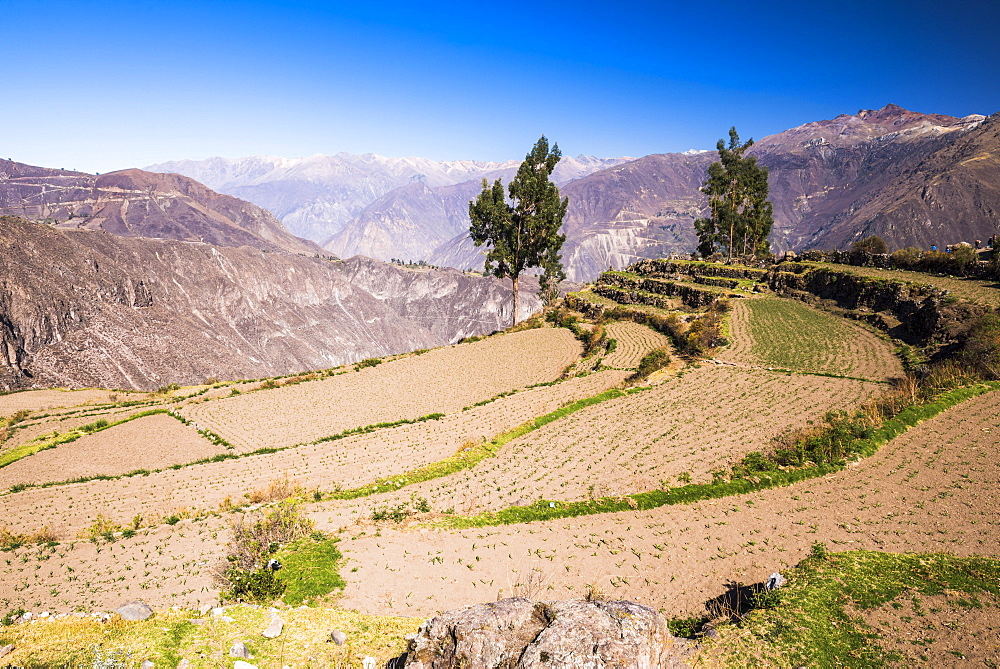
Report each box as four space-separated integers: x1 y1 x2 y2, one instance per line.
0 217 540 391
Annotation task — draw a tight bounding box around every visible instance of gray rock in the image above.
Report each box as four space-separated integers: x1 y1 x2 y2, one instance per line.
176 660 191 668
262 616 284 639
229 641 250 659
114 601 154 621
765 572 786 590
329 629 347 645
233 662 258 669
400 597 683 668
0 645 14 659
140 661 155 668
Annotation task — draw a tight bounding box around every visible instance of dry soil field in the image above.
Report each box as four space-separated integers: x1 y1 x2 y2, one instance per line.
0 291 995 667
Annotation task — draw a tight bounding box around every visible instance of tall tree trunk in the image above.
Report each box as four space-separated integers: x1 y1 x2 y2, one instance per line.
512 274 520 327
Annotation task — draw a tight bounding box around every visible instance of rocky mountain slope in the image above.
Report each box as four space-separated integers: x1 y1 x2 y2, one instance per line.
426 105 997 280
0 160 321 256
0 216 538 392
758 105 998 250
146 153 626 243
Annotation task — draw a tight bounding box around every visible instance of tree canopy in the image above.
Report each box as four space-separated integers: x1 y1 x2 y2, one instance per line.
469 136 568 326
693 127 774 260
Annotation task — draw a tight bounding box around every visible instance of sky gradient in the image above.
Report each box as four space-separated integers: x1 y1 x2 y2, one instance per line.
3 0 998 174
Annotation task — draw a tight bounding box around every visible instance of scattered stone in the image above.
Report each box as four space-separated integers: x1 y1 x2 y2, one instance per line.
0 645 14 659
262 616 284 639
115 601 154 621
176 659 191 668
329 629 347 645
211 606 226 617
399 597 683 668
217 615 236 623
20 612 32 622
198 604 212 616
363 658 377 669
140 661 155 668
39 611 49 618
229 641 250 659
234 662 258 669
186 618 208 625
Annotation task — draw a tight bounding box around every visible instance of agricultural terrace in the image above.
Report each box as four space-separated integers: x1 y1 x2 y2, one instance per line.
335 387 1000 619
718 296 902 381
600 321 671 369
1 405 152 456
0 371 629 537
312 364 880 526
0 388 128 415
0 413 223 489
182 328 581 452
804 261 1000 307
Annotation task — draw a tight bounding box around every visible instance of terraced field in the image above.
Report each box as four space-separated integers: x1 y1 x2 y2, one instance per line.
335 387 1000 619
809 262 1000 307
312 365 880 527
2 261 996 667
720 297 902 381
601 321 670 369
0 413 222 489
0 370 628 537
183 328 581 452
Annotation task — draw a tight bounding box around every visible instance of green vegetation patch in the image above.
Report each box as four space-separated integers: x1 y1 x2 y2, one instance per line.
745 297 868 376
275 538 347 606
0 605 419 667
706 550 1000 668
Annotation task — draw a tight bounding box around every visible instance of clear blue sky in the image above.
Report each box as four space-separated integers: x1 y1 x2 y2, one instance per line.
3 0 998 173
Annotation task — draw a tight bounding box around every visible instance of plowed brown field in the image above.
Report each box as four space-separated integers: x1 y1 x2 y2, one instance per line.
0 414 222 489
601 321 670 369
0 371 627 537
182 329 581 452
334 388 1000 618
311 365 879 527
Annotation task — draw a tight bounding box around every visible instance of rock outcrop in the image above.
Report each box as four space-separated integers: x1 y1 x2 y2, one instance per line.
0 216 539 391
398 597 685 668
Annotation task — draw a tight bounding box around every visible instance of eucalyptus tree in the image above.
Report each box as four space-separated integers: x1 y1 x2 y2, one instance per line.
469 136 568 325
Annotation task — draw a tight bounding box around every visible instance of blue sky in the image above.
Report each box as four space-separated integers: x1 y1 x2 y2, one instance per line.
2 0 998 173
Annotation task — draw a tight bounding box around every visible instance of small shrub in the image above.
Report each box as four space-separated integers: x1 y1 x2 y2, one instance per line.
216 499 315 602
810 541 829 561
355 357 382 369
80 514 121 541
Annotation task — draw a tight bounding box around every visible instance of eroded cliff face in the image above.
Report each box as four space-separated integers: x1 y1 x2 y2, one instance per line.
0 217 537 391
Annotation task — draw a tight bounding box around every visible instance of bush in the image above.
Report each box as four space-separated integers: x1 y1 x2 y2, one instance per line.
355 357 382 369
628 347 672 383
851 236 888 255
217 499 315 602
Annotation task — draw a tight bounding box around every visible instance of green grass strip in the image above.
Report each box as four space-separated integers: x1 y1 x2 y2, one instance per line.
0 408 169 470
434 382 999 529
329 388 629 500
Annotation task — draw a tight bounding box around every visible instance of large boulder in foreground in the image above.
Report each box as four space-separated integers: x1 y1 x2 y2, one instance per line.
398 597 685 668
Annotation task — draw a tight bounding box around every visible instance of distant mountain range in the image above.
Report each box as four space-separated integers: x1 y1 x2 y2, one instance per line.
147 105 999 281
0 160 322 256
145 152 628 244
